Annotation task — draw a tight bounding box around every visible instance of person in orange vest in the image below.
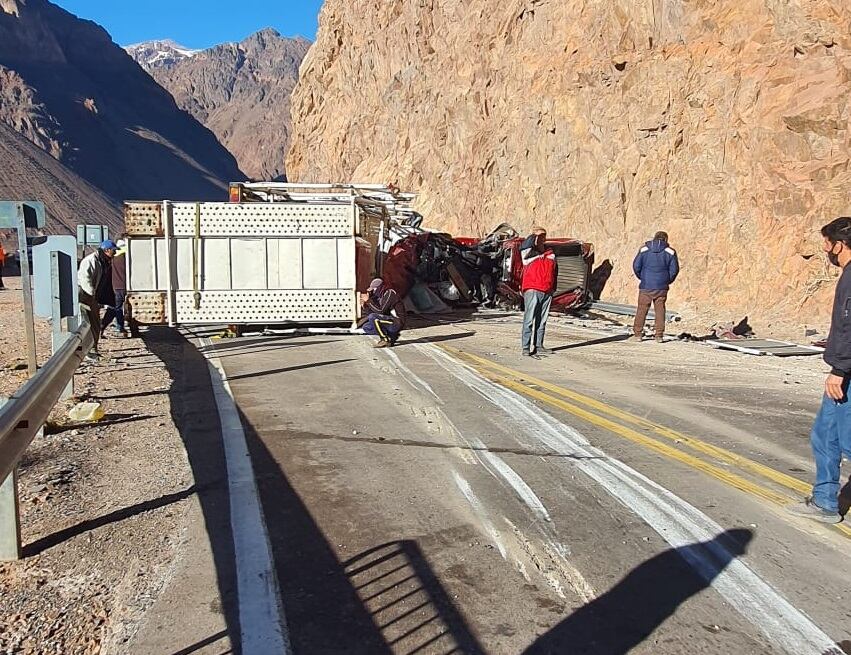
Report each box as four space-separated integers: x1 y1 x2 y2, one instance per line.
0 241 5 290
520 227 558 356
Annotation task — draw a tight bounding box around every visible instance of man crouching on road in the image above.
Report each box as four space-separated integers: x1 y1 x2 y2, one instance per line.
520 227 557 357
360 278 406 348
789 217 851 524
630 231 679 343
78 239 118 361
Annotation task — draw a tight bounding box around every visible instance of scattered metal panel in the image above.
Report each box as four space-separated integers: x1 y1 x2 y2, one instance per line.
708 339 824 357
125 202 163 236
590 301 681 323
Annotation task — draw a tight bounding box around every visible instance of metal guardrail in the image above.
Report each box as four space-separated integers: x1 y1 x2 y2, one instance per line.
589 300 682 323
0 322 94 485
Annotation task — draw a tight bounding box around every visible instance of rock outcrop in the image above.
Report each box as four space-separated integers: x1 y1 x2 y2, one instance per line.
0 0 243 209
134 29 310 181
288 0 851 326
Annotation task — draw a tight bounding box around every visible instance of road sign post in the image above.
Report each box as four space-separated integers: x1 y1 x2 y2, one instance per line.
0 202 46 378
51 252 74 400
33 236 79 401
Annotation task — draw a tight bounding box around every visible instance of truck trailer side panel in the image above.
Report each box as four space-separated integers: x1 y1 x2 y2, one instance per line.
125 200 363 326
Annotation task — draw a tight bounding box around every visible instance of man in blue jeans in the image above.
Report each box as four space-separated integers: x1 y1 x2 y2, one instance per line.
520 227 557 356
789 217 851 524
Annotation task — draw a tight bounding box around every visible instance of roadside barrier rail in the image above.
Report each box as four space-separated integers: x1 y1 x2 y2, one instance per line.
0 322 93 486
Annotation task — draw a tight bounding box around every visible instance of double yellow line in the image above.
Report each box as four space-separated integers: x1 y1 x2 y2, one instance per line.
439 345 851 539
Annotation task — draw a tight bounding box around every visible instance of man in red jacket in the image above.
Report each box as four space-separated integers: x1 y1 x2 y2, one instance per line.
520 227 558 356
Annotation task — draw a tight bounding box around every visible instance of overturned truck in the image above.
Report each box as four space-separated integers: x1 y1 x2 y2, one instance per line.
383 224 595 313
123 183 594 328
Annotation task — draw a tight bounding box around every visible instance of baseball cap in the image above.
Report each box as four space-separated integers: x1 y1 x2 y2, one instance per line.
368 278 383 291
100 239 118 250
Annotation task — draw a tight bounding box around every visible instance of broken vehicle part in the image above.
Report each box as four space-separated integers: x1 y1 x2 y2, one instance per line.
590 301 682 323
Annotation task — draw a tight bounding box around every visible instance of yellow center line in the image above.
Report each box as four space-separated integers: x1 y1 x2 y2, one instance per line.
437 345 851 539
444 346 811 495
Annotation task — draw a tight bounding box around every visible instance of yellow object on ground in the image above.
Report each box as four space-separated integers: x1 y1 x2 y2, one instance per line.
68 402 105 423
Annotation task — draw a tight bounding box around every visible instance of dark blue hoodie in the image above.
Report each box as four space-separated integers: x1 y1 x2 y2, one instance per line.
633 239 680 291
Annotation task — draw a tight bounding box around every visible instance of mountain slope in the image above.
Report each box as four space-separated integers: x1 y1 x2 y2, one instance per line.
0 0 244 205
0 121 122 236
288 0 851 325
131 29 310 181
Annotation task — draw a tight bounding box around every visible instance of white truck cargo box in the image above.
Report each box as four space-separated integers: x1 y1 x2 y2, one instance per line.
124 199 375 326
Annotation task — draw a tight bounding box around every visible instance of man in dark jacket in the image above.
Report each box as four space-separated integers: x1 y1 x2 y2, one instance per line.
520 227 558 356
630 231 680 342
101 239 128 337
789 217 851 524
361 278 406 348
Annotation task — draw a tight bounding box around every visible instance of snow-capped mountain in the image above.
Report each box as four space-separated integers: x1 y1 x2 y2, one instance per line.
125 39 199 71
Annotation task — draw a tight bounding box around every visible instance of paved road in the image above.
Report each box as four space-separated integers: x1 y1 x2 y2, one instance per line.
199 314 851 655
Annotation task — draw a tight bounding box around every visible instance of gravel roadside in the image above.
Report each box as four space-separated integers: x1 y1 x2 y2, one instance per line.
0 277 196 654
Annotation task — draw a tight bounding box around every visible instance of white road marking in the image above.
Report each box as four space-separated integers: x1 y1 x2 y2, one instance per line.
385 349 595 602
478 450 552 522
421 344 842 655
383 348 440 400
201 337 290 655
381 350 551 522
452 470 508 559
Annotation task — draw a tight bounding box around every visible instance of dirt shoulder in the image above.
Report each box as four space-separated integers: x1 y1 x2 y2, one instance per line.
0 279 195 654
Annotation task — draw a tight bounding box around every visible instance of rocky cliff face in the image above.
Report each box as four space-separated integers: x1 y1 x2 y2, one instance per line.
135 29 310 181
288 0 851 327
0 0 243 208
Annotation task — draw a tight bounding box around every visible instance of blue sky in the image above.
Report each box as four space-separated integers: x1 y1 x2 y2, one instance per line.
54 1 324 48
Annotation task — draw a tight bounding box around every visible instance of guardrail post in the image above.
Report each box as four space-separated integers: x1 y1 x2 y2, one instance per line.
0 398 22 561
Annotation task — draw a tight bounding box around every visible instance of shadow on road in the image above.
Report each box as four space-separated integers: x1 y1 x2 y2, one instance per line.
522 528 754 655
138 328 766 655
552 334 629 351
238 405 488 655
342 541 487 655
397 331 477 346
143 327 241 649
224 358 356 381
140 327 486 654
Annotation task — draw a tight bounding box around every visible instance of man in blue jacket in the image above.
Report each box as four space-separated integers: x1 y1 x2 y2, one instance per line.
630 231 679 342
789 217 851 524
